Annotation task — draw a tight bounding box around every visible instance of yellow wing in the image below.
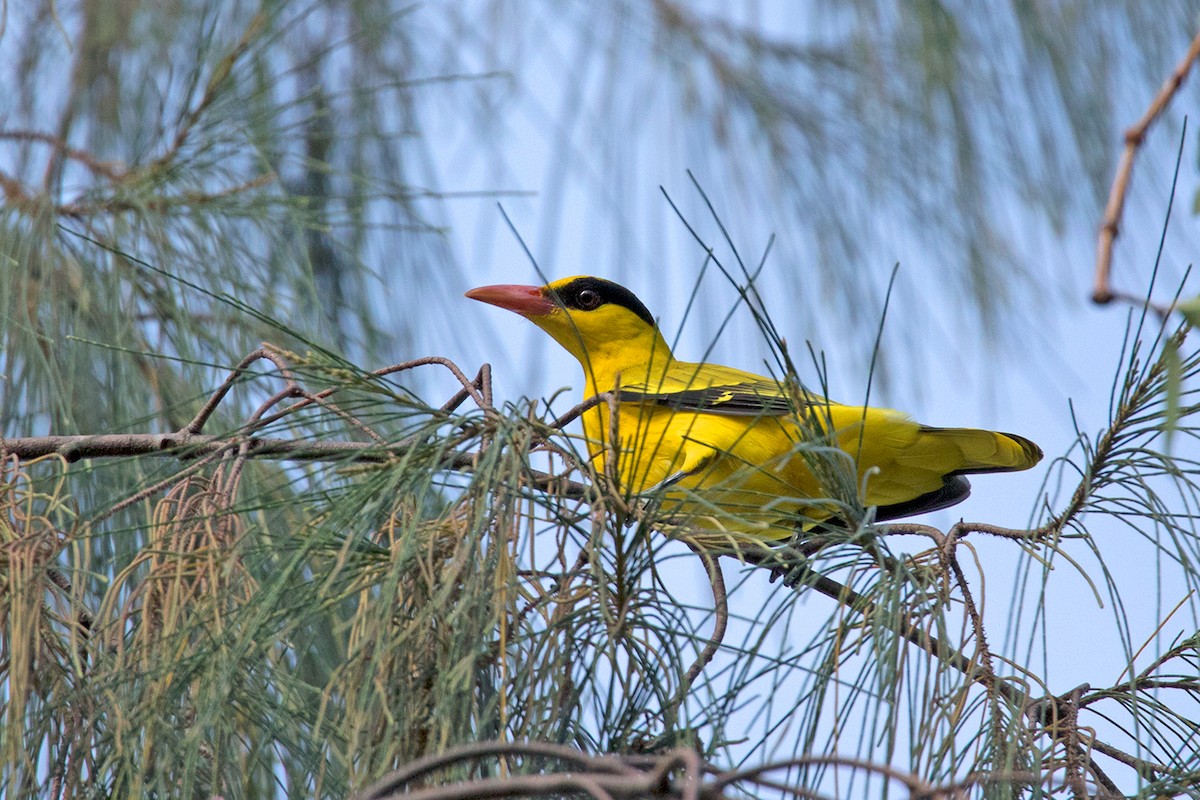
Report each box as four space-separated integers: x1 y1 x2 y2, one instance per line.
617 361 802 415
612 360 1041 538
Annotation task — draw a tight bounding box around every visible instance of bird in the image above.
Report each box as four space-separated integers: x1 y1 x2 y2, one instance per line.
466 275 1042 543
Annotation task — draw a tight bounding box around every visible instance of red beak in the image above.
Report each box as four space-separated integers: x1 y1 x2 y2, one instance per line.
465 284 557 316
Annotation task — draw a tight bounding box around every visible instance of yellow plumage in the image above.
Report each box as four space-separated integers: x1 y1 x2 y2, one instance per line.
467 276 1042 542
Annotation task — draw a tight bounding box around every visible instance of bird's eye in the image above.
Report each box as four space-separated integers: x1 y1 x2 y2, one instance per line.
576 289 601 310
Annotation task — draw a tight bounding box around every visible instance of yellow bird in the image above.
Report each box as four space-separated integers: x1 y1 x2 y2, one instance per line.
467 276 1042 543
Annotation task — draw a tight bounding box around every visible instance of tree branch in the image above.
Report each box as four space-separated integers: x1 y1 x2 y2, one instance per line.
730 543 1124 798
1093 28 1200 306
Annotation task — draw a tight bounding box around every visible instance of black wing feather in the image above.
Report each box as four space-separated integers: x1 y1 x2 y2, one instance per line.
618 385 795 416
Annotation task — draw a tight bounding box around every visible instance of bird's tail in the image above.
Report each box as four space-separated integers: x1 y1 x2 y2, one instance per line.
921 427 1044 475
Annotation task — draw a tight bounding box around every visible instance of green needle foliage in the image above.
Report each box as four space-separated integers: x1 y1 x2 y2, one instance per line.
0 286 1197 797
1 2 1199 798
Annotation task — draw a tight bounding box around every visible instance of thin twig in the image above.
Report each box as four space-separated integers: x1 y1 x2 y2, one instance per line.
730 543 1126 797
1112 596 1197 685
8 348 509 520
1086 739 1170 777
733 544 1000 695
234 353 494 437
0 434 594 495
90 449 230 525
1058 685 1091 799
0 432 402 463
45 567 93 660
681 543 728 689
0 128 127 180
942 534 997 692
709 752 934 795
549 391 617 430
883 520 1046 541
361 740 1066 800
56 174 278 218
145 11 268 178
438 364 493 414
356 740 646 799
1094 28 1200 305
184 348 296 434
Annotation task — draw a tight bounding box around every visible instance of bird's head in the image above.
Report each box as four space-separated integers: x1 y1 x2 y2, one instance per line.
466 275 673 379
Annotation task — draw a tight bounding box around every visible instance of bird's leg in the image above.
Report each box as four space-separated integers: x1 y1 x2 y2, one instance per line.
759 542 816 587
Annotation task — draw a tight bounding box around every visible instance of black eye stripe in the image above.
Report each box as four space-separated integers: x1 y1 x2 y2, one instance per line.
554 277 655 327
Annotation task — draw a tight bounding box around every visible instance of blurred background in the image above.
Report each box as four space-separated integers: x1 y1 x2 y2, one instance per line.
2 1 1199 795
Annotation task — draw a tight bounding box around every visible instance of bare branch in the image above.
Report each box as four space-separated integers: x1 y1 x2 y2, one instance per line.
1 431 411 464
680 543 728 689
1094 28 1200 306
355 740 648 799
547 391 618 430
184 348 298 435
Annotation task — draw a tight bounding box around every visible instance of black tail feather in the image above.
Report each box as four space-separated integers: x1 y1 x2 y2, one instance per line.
874 475 972 521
